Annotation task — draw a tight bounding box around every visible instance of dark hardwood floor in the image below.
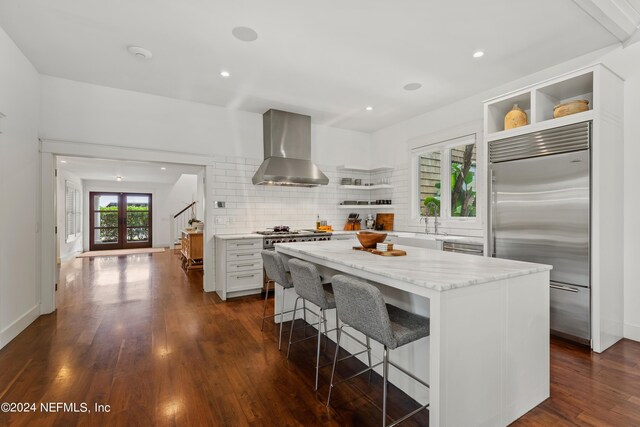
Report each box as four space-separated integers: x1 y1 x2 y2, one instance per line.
0 251 638 426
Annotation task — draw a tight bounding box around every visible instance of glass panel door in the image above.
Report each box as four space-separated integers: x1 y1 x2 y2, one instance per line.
90 193 120 250
124 194 152 248
89 192 152 250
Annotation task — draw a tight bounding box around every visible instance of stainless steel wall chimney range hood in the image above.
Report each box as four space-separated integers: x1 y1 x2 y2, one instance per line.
252 109 329 187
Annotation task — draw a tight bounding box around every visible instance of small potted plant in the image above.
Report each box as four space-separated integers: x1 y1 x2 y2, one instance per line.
189 217 204 232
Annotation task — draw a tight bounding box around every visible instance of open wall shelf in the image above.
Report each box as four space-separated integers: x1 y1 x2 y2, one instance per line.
337 165 393 173
338 205 396 209
485 70 595 141
338 184 393 190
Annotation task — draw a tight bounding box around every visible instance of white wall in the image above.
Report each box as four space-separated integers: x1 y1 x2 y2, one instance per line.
83 174 199 250
39 76 374 294
371 43 640 341
56 169 83 261
196 169 205 221
370 45 621 237
209 157 393 234
39 76 371 166
621 52 640 342
35 34 640 341
0 26 40 349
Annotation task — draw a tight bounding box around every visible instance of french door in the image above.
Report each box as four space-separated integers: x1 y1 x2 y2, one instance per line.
89 192 152 251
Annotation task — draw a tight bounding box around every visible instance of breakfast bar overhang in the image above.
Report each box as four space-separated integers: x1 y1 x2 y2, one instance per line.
275 240 552 426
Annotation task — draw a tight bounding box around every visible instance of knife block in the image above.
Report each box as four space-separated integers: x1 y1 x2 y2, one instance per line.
343 220 362 231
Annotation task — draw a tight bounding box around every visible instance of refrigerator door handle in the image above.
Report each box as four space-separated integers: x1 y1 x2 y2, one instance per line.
489 167 497 257
550 282 579 293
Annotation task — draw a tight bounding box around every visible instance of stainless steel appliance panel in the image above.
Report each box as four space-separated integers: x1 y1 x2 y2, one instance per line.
491 149 590 288
550 281 590 343
442 241 484 256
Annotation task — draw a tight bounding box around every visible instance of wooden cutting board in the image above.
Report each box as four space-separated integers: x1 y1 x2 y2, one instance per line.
353 246 406 257
375 213 394 231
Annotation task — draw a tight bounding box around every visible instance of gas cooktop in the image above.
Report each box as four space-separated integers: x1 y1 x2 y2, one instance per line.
257 229 332 249
255 229 330 237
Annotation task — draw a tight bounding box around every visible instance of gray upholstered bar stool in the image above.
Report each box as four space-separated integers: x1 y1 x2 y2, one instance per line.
261 250 307 350
287 258 339 391
327 274 431 427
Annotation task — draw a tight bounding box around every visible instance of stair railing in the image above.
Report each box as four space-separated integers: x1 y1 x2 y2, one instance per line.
170 201 197 249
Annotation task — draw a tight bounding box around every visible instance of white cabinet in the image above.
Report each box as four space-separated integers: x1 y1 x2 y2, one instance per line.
397 236 441 250
484 64 624 353
484 67 596 139
215 237 263 300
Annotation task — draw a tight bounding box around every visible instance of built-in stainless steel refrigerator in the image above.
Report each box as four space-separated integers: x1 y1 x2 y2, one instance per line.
489 122 591 344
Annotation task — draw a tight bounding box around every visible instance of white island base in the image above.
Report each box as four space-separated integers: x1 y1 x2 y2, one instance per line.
275 240 551 427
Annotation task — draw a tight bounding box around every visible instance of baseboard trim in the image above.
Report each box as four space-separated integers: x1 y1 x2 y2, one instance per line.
60 251 81 262
624 323 640 342
0 304 40 350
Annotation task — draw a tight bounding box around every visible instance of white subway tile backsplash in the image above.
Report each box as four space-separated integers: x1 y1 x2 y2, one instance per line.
209 158 410 233
225 156 246 165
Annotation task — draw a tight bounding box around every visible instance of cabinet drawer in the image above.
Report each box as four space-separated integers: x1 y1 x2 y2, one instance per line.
228 259 263 273
227 270 263 292
226 251 262 262
226 239 262 251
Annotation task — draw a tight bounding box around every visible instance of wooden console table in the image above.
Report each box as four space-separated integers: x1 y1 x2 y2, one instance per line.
181 231 203 271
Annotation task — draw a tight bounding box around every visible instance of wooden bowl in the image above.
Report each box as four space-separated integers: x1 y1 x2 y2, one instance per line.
553 100 589 118
356 231 387 249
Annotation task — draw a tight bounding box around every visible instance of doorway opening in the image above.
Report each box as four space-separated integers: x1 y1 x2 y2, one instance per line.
40 141 214 315
89 192 152 251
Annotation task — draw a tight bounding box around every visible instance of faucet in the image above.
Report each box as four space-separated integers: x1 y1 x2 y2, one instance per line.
424 201 439 235
419 216 428 234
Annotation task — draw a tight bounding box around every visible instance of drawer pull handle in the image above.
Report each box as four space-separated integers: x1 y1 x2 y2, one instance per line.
236 254 253 257
237 264 255 268
550 283 579 293
236 274 255 278
236 243 256 246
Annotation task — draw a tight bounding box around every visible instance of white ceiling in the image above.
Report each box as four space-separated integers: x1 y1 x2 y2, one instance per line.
0 1 621 132
57 156 203 184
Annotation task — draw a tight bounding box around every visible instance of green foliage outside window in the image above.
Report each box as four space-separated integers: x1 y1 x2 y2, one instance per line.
97 205 149 242
423 143 476 217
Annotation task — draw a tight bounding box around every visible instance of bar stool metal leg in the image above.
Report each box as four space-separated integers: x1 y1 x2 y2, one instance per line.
303 299 308 336
327 325 343 405
315 308 325 390
382 345 389 427
367 336 373 384
278 287 287 350
287 297 300 359
260 279 273 331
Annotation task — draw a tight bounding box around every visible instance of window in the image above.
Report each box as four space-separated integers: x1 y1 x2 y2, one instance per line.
65 181 81 242
414 134 477 220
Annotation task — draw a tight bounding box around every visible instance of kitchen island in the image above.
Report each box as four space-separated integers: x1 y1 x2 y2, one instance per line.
275 240 551 426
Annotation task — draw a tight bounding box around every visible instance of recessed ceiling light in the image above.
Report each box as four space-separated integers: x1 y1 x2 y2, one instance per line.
403 82 422 91
127 45 153 60
161 167 167 170
116 176 123 181
232 26 258 42
365 106 373 111
60 160 67 163
220 70 231 78
473 50 485 58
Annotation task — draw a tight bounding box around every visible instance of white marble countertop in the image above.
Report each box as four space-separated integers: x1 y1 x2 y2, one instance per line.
214 233 263 240
275 240 551 292
214 230 483 245
331 230 484 245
